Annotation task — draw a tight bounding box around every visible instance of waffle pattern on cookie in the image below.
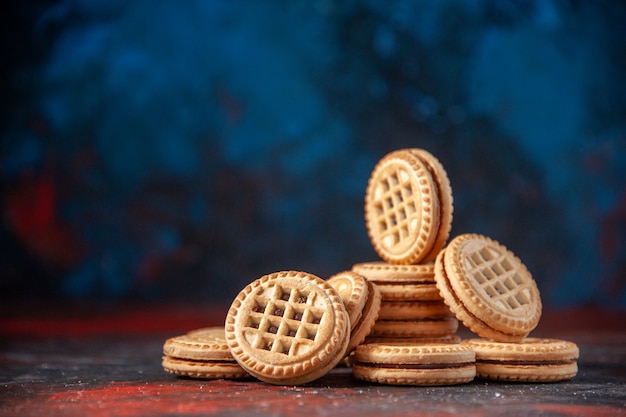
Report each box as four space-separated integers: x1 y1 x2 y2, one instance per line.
365 150 439 264
448 234 542 334
225 271 349 385
245 284 326 356
462 244 533 312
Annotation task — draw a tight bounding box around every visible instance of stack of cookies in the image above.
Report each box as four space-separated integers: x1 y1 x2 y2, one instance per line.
161 147 579 387
348 148 577 385
355 150 461 345
352 262 459 345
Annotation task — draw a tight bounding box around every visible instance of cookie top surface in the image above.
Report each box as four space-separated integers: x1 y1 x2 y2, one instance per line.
462 338 579 362
442 233 542 335
327 271 369 329
364 149 440 264
355 342 475 365
352 262 435 282
225 270 349 384
163 327 233 361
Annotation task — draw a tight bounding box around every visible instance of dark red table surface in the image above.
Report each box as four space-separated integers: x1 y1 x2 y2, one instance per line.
1 302 625 417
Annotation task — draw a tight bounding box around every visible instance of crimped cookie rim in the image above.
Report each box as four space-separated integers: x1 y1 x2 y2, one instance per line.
224 270 349 383
352 261 435 282
462 337 580 361
444 233 542 333
345 279 381 355
327 270 369 330
352 363 476 386
434 248 528 342
409 148 454 263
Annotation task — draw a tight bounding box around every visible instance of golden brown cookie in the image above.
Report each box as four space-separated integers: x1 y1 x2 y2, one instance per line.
352 261 435 282
376 282 443 302
370 316 458 338
344 279 381 354
162 356 249 379
224 270 350 385
364 149 441 264
461 338 579 382
434 234 542 342
162 327 248 379
352 343 475 386
408 149 454 263
364 334 461 345
327 271 369 330
377 300 453 321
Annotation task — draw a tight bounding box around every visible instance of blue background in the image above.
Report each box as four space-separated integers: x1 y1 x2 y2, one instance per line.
2 0 625 307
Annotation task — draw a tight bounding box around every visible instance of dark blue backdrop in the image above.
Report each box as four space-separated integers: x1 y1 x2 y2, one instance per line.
2 0 625 307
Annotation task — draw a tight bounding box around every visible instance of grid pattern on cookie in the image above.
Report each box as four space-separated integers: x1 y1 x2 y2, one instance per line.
463 246 532 310
245 284 325 356
373 166 419 250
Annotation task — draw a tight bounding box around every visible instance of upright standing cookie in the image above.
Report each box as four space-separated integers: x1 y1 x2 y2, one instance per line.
434 233 542 342
364 149 441 264
408 149 454 263
225 270 350 385
462 338 579 382
328 271 382 355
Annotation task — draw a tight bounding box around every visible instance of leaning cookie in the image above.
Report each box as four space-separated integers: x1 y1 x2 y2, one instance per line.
162 327 248 379
462 338 579 382
434 234 542 342
352 343 475 386
225 270 350 385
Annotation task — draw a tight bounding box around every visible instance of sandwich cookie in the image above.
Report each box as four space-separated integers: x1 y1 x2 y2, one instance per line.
407 148 454 263
434 234 542 342
162 326 248 379
364 149 441 264
225 270 350 385
462 338 579 382
353 262 442 301
328 271 382 355
352 343 475 386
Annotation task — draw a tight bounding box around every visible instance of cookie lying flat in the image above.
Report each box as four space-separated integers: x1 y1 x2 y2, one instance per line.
364 149 441 264
377 300 452 321
352 343 475 386
462 338 579 382
162 327 248 379
352 262 436 282
225 270 350 385
434 233 542 342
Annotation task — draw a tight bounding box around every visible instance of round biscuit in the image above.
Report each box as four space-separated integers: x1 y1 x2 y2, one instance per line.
434 247 527 342
376 282 443 301
163 328 233 361
371 317 458 337
225 270 350 385
409 149 454 263
352 343 475 386
352 261 435 282
462 337 578 382
364 149 441 264
378 300 453 320
443 234 542 336
162 356 248 379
